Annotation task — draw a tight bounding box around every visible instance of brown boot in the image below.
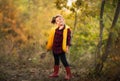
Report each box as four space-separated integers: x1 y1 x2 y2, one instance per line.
65 66 72 80
49 65 59 77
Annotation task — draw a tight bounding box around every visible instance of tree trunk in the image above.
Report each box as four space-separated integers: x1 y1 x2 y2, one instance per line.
101 0 120 63
94 0 105 75
68 11 78 63
95 0 120 75
72 11 78 38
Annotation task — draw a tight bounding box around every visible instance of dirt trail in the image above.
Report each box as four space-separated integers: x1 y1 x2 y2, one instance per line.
0 64 103 81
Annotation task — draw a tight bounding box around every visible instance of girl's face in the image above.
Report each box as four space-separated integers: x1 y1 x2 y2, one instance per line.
55 16 64 27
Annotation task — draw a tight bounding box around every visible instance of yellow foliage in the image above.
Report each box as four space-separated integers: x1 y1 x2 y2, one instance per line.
0 12 3 23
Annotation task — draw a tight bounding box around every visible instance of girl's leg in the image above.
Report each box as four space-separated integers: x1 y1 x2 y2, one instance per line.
49 52 60 77
59 52 69 67
59 52 72 80
53 53 60 66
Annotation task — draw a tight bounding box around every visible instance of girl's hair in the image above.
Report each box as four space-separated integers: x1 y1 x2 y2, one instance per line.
51 14 63 24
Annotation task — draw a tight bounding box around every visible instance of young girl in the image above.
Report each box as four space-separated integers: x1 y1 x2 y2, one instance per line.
46 14 72 80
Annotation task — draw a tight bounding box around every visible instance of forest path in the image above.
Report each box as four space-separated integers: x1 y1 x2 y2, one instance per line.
0 63 102 81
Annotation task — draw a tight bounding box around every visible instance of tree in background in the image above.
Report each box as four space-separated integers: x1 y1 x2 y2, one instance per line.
95 0 120 76
94 0 106 75
0 0 60 64
0 0 28 60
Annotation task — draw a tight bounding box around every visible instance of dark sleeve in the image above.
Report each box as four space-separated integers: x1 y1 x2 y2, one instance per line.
67 28 71 46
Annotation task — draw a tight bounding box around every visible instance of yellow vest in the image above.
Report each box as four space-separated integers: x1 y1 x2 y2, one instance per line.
46 25 70 52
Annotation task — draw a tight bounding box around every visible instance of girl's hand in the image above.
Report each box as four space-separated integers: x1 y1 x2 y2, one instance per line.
66 46 69 53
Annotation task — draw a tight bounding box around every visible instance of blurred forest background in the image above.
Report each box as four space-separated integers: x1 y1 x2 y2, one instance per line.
0 0 120 81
